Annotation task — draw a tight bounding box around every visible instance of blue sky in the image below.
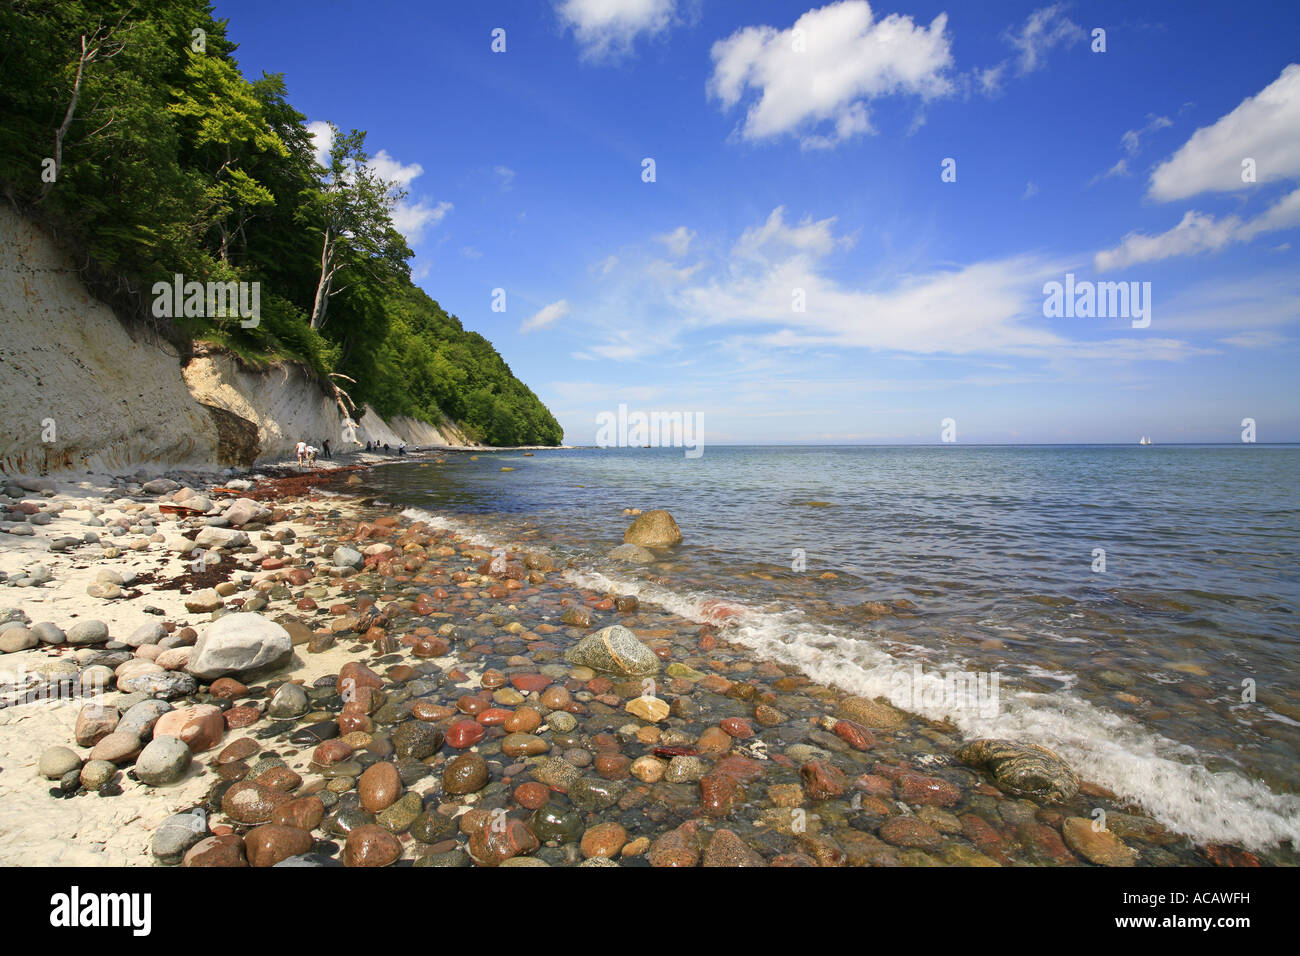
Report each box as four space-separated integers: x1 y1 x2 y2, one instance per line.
215 0 1300 444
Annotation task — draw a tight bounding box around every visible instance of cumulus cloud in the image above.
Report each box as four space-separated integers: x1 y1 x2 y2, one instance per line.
521 299 572 333
556 0 676 61
306 120 333 167
707 1 953 148
656 225 696 256
1095 187 1300 271
305 122 452 247
391 200 452 245
1149 64 1300 201
368 149 424 189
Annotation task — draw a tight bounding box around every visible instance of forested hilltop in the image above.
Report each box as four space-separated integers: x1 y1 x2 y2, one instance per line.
0 0 563 447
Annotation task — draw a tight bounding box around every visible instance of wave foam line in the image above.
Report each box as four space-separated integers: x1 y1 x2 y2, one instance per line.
395 507 1300 848
566 568 1300 850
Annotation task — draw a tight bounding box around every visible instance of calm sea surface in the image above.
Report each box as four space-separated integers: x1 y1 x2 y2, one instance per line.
362 445 1300 847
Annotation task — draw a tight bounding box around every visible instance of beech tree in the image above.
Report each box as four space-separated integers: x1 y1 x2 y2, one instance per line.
300 123 410 330
167 52 289 262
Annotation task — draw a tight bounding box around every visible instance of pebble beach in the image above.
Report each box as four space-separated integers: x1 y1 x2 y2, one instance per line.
0 451 1287 868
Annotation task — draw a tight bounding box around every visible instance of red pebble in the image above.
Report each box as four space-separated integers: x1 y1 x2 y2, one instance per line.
510 674 552 693
446 720 486 748
720 718 754 739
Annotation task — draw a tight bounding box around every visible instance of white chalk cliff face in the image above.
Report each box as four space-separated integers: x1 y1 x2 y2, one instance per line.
0 206 469 476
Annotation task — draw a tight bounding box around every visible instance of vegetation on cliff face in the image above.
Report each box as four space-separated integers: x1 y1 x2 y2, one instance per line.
0 0 563 446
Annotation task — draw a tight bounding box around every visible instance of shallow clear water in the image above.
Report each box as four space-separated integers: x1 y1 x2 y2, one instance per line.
364 444 1300 847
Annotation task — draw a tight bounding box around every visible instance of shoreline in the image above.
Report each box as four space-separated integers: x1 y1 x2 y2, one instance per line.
0 459 1285 867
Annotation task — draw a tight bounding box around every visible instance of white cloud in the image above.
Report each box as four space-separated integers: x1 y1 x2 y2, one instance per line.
1095 187 1300 271
521 299 571 333
1004 4 1085 75
592 255 620 276
306 120 333 167
646 258 704 284
495 165 516 190
556 0 676 61
1122 114 1172 156
1219 330 1289 349
734 206 846 259
391 199 452 246
707 1 953 148
1023 181 1040 199
461 246 483 259
305 122 451 247
1149 64 1300 201
368 149 424 189
656 225 696 256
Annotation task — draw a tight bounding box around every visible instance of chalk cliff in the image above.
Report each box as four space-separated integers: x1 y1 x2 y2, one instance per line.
0 206 472 476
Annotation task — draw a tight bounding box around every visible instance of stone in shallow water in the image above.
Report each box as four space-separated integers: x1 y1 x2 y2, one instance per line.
443 753 489 795
344 824 401 867
531 757 581 793
377 792 424 833
358 761 402 813
222 780 293 824
245 824 314 867
567 776 626 811
1062 817 1138 866
836 696 906 730
623 510 682 548
625 696 670 722
391 721 443 759
566 626 660 676
956 738 1079 803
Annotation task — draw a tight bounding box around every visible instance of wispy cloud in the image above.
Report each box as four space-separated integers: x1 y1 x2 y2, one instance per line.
521 299 572 333
978 5 1085 95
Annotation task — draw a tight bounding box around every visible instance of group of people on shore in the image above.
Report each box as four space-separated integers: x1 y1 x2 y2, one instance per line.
294 439 331 469
296 437 407 468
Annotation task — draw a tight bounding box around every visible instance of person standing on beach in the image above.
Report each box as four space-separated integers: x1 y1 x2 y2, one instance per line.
305 444 318 468
295 439 306 468
322 439 331 460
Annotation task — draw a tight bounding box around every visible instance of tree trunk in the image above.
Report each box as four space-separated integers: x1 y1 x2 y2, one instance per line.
309 227 335 329
37 36 92 203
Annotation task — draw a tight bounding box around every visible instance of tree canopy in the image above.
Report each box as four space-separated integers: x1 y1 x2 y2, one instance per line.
0 0 563 447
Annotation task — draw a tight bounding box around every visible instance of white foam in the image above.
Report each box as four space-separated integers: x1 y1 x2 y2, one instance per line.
566 567 1300 850
395 506 1300 849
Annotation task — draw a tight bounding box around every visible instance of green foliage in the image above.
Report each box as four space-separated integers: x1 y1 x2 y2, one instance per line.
0 0 561 446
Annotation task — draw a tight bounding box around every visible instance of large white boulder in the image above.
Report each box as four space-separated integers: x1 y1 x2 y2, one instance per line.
186 613 292 680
